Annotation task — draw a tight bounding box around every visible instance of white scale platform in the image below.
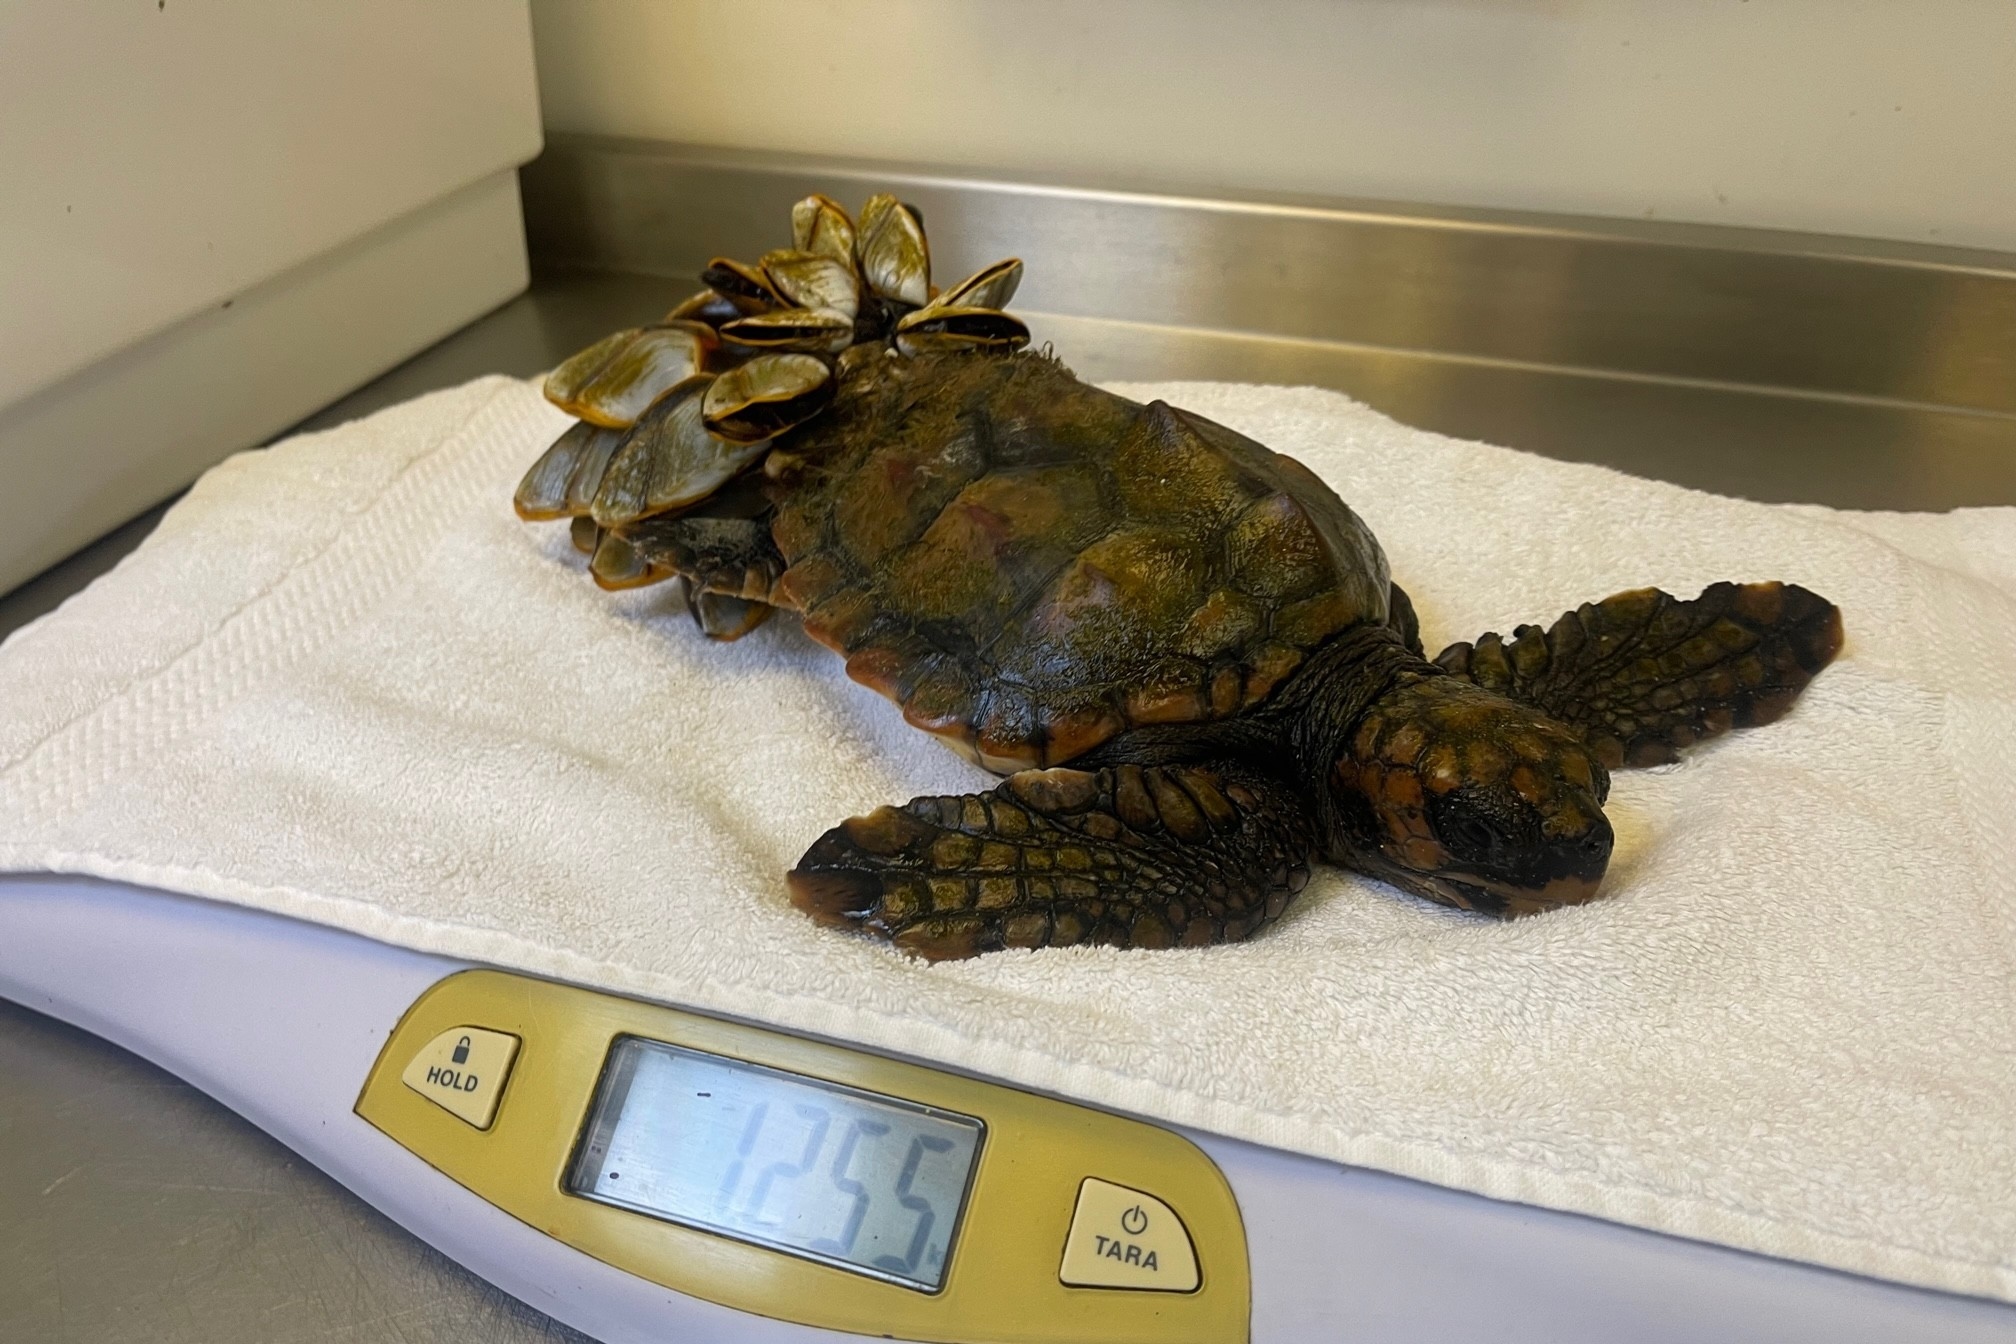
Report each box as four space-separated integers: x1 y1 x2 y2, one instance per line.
3 872 2012 1344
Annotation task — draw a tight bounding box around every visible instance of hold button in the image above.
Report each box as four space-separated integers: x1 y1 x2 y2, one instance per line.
1059 1177 1199 1292
400 1026 520 1129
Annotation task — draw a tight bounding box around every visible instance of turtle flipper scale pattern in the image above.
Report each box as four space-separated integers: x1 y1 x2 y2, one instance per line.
788 762 1316 960
1433 581 1843 769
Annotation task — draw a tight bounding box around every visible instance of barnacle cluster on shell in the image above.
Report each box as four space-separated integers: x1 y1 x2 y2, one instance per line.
514 193 1028 591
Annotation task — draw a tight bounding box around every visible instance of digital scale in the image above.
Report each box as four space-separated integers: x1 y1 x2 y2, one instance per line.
4 870 2014 1344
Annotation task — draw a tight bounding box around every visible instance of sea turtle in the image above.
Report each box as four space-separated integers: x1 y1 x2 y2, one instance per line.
516 194 1843 960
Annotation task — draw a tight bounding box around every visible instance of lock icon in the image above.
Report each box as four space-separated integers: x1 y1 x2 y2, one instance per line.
451 1035 472 1065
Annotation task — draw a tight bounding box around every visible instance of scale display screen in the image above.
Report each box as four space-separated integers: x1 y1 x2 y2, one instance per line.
567 1036 985 1291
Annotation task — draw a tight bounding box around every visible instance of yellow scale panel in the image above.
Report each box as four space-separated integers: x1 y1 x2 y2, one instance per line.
356 970 1251 1344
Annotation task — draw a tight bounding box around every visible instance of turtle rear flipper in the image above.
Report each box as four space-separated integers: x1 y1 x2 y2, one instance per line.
612 485 784 641
789 762 1316 960
620 472 783 605
1434 581 1843 769
584 521 776 640
573 471 785 639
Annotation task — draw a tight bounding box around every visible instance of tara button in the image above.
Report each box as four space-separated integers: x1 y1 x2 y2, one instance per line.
1059 1177 1200 1292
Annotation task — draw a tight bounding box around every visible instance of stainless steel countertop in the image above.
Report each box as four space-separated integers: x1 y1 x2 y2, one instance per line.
525 135 2016 512
6 148 2016 1341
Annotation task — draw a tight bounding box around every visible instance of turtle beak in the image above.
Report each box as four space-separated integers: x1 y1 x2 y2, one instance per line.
1380 811 1614 918
1446 871 1605 917
1435 813 1614 917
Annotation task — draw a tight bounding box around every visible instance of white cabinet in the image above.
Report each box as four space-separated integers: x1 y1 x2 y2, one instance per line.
0 2 543 594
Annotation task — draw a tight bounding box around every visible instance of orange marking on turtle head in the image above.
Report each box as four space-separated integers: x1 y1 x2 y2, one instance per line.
1334 675 1615 916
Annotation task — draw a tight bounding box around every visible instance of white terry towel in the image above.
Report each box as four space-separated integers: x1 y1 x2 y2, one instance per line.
2 375 2013 1301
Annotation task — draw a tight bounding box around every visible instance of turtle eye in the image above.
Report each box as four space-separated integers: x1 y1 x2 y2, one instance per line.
1425 789 1526 866
1447 814 1501 861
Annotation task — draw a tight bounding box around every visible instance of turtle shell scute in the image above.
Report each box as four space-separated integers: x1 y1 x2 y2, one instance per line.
770 351 1390 770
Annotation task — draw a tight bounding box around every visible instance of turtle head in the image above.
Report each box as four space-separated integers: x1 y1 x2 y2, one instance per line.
1328 675 1613 916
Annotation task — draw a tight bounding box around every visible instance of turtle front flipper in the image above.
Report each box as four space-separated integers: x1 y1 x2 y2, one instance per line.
788 763 1316 960
1434 582 1843 769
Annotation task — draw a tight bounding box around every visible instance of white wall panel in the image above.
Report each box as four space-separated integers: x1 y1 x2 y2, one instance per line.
0 172 530 596
529 0 2016 252
0 2 543 411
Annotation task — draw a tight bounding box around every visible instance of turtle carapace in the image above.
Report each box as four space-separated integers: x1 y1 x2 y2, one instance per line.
515 194 1844 960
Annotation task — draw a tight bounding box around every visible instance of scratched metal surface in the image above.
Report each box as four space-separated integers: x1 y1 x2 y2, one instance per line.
0 999 590 1344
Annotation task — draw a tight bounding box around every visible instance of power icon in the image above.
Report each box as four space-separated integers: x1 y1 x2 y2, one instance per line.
1059 1179 1199 1291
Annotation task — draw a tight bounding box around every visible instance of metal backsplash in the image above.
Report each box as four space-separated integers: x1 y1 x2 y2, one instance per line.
522 135 2016 510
